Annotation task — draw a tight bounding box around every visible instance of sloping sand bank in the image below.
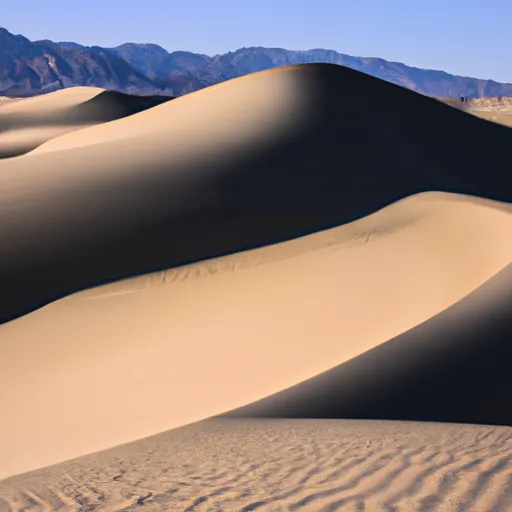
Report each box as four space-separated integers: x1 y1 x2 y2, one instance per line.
0 87 172 158
221 259 512 427
1 64 512 324
1 192 511 479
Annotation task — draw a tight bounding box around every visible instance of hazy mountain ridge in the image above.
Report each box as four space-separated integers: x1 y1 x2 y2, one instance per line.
1 27 512 98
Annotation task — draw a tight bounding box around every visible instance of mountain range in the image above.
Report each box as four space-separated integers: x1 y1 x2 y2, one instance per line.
1 26 512 98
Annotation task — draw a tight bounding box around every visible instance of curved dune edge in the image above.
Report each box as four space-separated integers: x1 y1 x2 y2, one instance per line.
0 87 102 159
1 192 512 478
2 64 512 324
220 259 512 428
0 87 104 114
1 419 512 510
0 87 173 158
0 97 20 107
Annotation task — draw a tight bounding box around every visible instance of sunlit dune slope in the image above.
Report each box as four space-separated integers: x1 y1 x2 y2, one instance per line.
1 192 512 478
0 86 172 158
1 64 512 323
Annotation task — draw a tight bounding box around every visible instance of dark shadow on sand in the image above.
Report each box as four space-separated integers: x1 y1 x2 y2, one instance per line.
0 64 511 324
219 262 512 427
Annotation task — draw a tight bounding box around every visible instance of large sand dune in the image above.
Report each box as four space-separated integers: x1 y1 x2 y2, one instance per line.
1 64 512 506
0 87 172 158
1 192 512 479
1 64 512 324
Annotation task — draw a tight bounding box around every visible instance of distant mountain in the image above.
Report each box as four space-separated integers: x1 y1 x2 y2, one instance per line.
1 27 512 99
0 28 169 96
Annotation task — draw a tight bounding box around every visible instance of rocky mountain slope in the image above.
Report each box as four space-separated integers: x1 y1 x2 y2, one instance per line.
1 27 512 98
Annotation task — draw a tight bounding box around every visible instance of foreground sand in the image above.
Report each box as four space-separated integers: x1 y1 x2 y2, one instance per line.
1 419 511 511
1 192 512 479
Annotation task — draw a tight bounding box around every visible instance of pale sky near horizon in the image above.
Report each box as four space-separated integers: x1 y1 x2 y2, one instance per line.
3 0 511 82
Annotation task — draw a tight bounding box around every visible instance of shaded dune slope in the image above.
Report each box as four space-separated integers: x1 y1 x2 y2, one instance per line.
220 261 512 427
1 63 512 323
0 87 173 158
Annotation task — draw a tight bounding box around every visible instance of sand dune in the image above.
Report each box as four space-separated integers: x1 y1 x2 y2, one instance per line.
1 419 512 511
0 87 172 158
1 64 512 503
221 259 512 427
0 97 19 107
1 64 512 324
1 192 512 479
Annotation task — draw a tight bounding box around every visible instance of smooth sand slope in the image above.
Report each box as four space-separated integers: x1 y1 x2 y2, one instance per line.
0 97 18 107
221 258 512 427
0 87 172 158
1 419 512 511
1 64 512 323
1 192 512 479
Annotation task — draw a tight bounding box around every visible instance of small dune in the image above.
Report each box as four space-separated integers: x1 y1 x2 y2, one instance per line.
0 87 173 158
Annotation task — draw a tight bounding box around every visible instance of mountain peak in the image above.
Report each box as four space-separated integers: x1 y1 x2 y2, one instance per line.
1 27 511 99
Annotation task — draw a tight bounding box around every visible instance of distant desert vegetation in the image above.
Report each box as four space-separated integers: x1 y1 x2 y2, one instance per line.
1 63 512 511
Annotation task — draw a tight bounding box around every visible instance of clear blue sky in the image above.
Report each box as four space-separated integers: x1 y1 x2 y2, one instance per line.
3 0 511 82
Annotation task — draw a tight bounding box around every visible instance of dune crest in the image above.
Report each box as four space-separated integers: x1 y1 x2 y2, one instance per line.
0 87 104 113
1 192 512 478
0 87 172 158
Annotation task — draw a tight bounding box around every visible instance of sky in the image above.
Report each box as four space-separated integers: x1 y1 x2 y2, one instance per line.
3 0 512 82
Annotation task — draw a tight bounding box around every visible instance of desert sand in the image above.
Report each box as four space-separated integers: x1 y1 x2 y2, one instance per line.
0 87 172 158
0 97 18 107
1 64 512 510
1 419 512 511
470 110 512 128
1 190 512 480
2 64 512 324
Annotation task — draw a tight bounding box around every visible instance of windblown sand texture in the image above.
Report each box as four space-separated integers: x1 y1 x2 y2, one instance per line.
1 419 512 511
1 63 512 510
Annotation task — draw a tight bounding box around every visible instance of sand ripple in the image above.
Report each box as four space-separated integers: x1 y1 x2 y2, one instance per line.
1 419 511 511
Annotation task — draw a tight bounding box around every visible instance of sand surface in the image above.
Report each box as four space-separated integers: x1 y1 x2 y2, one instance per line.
0 87 102 158
1 64 512 509
469 110 512 128
0 97 19 107
1 419 512 511
1 191 512 479
222 258 512 425
0 87 172 158
2 64 512 325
